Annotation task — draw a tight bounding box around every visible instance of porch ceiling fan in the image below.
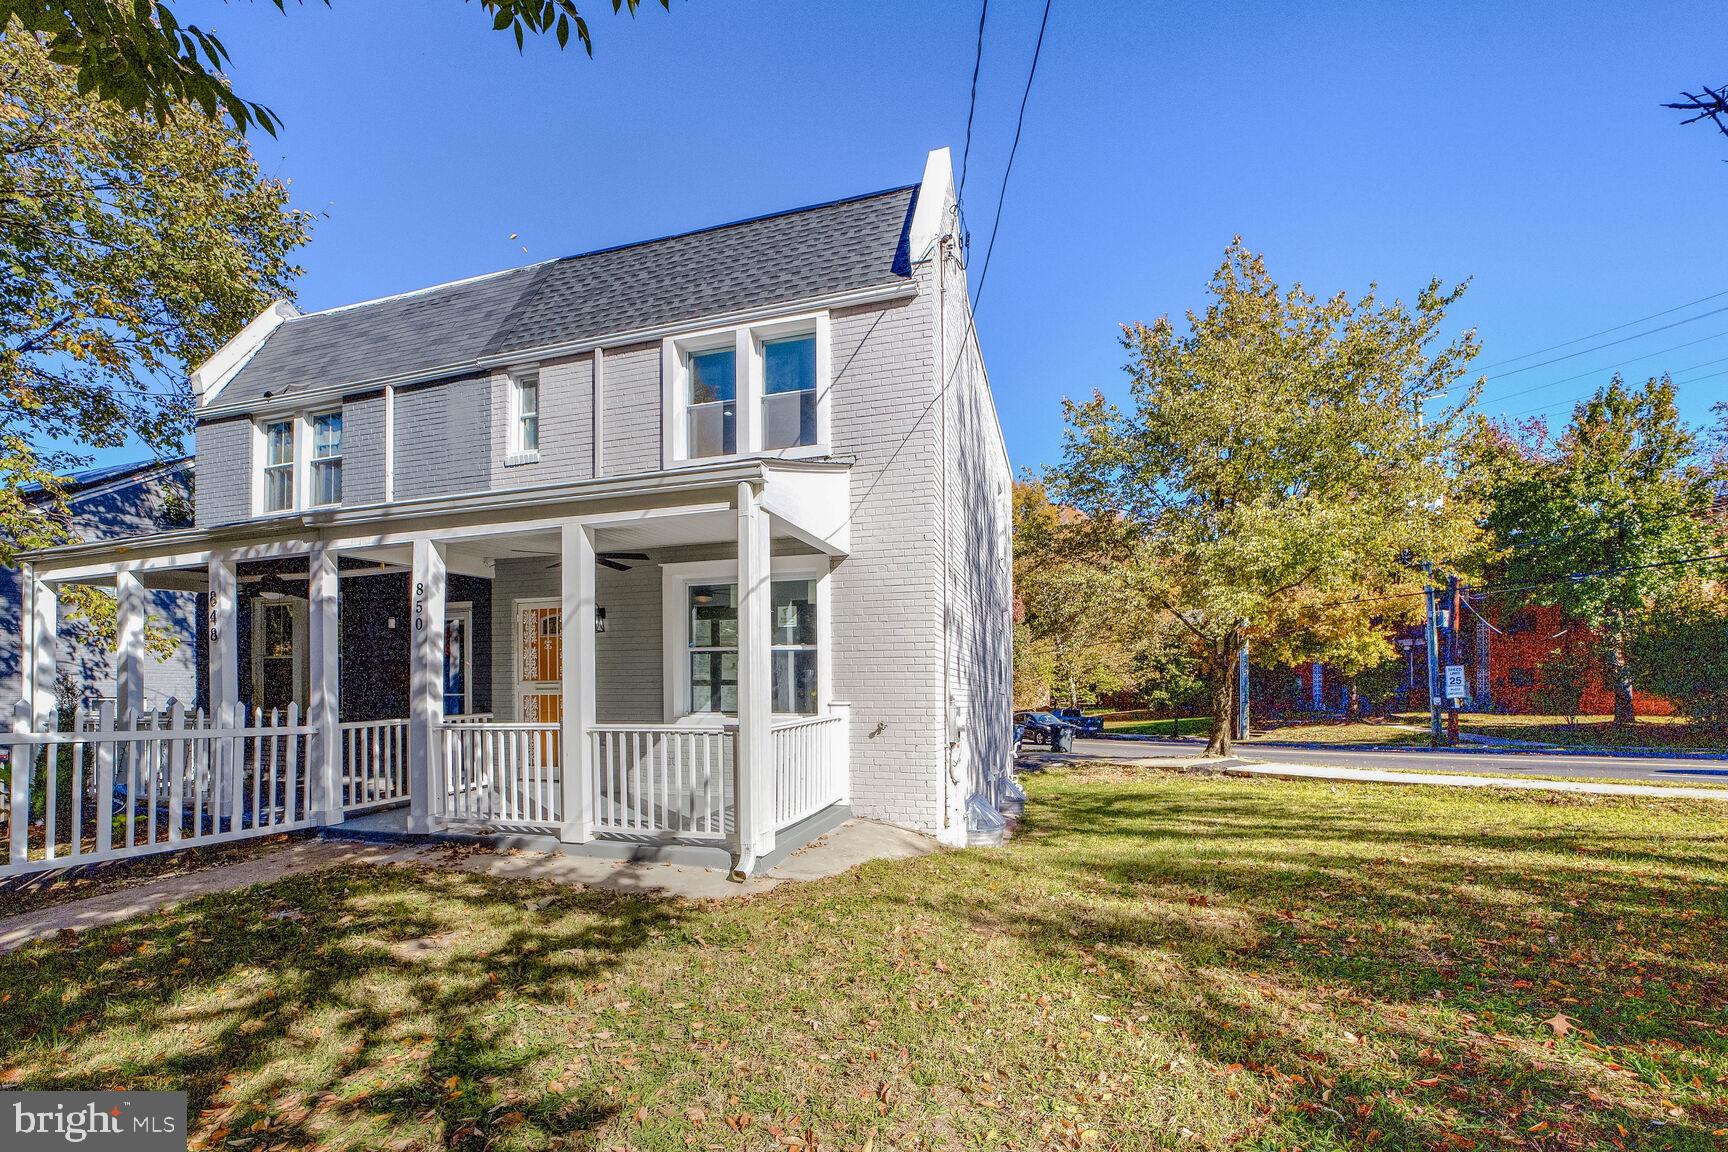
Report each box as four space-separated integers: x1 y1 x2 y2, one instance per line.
238 572 306 600
596 551 649 572
517 549 650 572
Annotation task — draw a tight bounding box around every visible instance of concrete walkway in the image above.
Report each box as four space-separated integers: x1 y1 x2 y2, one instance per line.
0 839 432 955
1226 759 1728 801
0 819 940 955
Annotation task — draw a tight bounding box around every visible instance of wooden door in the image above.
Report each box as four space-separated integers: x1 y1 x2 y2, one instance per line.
516 601 563 767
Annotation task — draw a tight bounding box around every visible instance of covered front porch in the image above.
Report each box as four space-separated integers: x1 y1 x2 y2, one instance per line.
3 460 853 878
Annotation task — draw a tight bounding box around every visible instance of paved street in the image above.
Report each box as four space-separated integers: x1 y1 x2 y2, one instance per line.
1043 737 1728 788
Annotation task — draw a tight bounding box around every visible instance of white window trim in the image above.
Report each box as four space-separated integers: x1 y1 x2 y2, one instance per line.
661 311 831 468
254 408 346 515
308 407 343 508
505 367 541 467
659 554 830 724
253 415 300 516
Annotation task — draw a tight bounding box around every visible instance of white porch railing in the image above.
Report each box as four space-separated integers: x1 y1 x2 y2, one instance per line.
340 719 409 812
590 724 734 839
438 720 561 827
1 701 312 877
772 713 847 830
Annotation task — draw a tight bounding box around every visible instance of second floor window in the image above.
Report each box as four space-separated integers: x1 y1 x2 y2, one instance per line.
311 411 342 506
686 348 737 459
511 372 539 457
262 419 294 512
762 335 817 450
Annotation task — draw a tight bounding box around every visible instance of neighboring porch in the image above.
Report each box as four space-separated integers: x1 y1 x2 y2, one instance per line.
2 461 854 879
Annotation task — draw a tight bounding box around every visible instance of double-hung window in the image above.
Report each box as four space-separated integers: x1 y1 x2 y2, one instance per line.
769 578 818 714
668 558 825 719
685 349 737 459
687 583 739 714
509 371 540 463
262 419 295 513
665 314 828 464
762 335 817 450
310 411 342 506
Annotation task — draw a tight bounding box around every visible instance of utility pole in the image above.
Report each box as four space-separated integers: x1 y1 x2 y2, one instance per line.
1235 642 1250 742
1445 575 1462 744
1423 562 1443 749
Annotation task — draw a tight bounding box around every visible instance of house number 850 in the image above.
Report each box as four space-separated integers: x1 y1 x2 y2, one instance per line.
414 581 425 631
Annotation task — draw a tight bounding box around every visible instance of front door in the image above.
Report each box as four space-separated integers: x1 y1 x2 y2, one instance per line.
445 605 473 717
516 600 561 767
516 600 562 725
251 597 308 714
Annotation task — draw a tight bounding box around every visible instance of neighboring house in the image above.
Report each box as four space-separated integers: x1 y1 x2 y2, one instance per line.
11 149 1016 876
0 458 198 711
1278 599 1676 717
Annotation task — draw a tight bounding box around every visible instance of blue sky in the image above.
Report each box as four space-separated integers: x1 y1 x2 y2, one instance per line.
136 1 1728 474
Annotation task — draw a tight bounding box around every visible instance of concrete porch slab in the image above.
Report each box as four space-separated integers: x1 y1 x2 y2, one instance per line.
440 816 941 899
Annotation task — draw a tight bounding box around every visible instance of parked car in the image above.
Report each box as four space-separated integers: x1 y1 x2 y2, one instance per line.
1014 711 1079 753
1052 708 1104 736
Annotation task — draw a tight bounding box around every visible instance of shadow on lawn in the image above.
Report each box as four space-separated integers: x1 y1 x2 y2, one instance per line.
0 863 676 1149
958 778 1728 1149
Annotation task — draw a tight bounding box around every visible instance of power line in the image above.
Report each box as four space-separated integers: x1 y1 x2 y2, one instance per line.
1500 363 1728 422
971 0 1052 313
1471 286 1728 374
1485 326 1728 405
1469 303 1728 384
957 0 989 207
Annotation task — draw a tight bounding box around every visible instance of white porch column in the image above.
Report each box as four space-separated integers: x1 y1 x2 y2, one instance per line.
733 480 774 873
207 554 240 802
114 566 147 718
21 565 58 730
406 538 447 833
558 521 596 843
307 544 342 824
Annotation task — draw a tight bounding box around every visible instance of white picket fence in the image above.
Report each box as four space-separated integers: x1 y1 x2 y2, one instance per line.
340 718 409 812
590 724 734 839
1 701 313 877
772 713 847 830
437 720 561 827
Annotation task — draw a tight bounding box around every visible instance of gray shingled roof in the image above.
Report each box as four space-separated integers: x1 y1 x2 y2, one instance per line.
213 185 918 409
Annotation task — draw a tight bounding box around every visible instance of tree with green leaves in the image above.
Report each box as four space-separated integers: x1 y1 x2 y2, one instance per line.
1011 479 1149 709
1482 376 1724 725
1 28 309 637
2 1 670 135
1048 241 1484 756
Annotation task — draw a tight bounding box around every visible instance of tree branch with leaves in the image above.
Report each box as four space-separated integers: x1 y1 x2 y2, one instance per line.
1 1 672 135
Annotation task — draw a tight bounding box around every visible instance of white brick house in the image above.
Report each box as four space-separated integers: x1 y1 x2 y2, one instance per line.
7 149 1015 877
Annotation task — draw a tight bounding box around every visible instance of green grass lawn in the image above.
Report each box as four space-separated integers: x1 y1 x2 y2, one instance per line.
3 769 1726 1150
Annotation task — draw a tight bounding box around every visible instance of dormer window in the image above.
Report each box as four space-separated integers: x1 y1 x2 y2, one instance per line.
663 313 830 466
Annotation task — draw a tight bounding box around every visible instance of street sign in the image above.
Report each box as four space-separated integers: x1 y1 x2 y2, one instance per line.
1443 664 1467 701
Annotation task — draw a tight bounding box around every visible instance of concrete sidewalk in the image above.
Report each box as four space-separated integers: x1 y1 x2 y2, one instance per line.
1227 759 1728 801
